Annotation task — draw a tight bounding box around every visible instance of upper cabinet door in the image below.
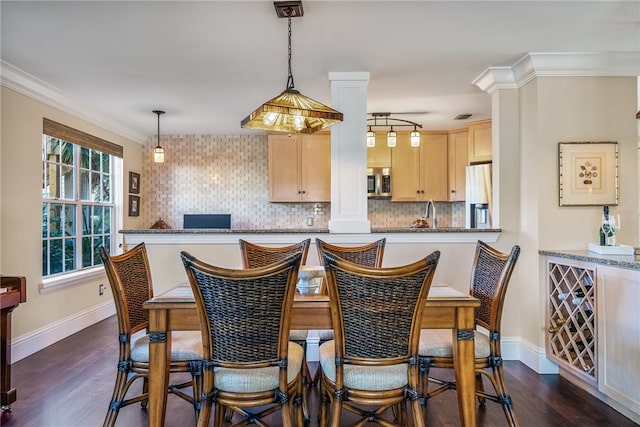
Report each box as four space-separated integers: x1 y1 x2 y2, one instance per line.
268 133 331 202
300 133 331 202
268 134 301 202
468 120 492 164
448 129 468 202
367 133 392 168
391 132 422 201
421 132 449 201
390 131 448 202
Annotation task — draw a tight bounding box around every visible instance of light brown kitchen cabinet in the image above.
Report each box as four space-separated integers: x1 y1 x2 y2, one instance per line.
391 131 448 202
267 133 331 202
468 119 492 163
448 128 468 202
367 133 391 168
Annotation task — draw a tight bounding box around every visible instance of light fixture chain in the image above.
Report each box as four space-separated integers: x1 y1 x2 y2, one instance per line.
286 16 294 90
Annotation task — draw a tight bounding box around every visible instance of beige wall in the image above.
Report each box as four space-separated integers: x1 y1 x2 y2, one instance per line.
0 87 143 337
515 76 639 349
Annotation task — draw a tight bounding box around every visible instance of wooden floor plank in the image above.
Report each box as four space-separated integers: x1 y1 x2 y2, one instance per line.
1 316 637 426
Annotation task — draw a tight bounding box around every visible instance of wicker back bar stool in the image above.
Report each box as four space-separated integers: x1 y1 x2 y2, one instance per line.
99 243 203 427
419 240 521 426
181 251 305 427
318 250 440 427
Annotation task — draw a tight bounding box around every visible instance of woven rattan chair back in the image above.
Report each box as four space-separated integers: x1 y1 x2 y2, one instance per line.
470 241 521 331
239 238 310 269
323 250 439 362
182 251 302 363
320 251 440 427
316 238 385 268
100 243 152 337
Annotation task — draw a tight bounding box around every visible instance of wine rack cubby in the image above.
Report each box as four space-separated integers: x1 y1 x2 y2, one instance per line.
546 259 596 383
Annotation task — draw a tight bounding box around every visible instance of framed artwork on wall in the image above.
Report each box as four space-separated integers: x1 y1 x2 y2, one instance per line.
128 195 140 217
129 171 140 194
558 141 618 206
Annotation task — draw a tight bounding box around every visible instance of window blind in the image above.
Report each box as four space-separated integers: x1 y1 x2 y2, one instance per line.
43 118 123 158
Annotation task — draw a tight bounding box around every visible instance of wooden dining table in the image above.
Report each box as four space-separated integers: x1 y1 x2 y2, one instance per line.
143 283 480 427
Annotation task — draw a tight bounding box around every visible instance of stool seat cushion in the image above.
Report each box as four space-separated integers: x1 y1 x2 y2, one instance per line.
131 330 203 362
319 340 408 391
213 342 304 393
418 329 490 358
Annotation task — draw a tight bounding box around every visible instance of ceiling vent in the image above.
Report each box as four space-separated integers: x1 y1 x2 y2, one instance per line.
453 113 473 120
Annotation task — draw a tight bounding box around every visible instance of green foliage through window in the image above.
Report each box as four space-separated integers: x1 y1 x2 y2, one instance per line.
42 135 115 277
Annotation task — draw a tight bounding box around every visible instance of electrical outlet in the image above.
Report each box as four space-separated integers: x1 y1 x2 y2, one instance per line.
99 284 106 296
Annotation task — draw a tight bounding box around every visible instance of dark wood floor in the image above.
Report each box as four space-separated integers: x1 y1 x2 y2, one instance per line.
1 315 637 427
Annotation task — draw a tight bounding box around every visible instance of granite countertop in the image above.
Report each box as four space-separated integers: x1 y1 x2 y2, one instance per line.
120 227 501 234
539 249 640 271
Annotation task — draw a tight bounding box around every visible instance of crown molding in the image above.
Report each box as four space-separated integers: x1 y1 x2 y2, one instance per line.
1 60 146 144
474 52 640 94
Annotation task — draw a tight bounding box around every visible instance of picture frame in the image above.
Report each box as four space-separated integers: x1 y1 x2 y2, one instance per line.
558 141 618 206
128 171 140 194
128 195 140 217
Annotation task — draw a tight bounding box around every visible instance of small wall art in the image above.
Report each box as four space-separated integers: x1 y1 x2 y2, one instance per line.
558 141 618 206
128 195 140 217
129 171 140 194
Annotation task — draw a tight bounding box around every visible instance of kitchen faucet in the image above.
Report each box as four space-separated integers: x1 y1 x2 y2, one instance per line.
424 199 437 228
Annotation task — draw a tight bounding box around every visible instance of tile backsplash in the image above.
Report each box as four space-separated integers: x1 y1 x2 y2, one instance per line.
141 134 465 230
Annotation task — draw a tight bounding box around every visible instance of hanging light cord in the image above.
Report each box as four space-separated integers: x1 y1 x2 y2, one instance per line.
286 16 295 90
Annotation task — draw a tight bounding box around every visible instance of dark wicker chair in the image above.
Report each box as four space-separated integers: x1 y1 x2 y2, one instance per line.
99 243 203 427
312 238 386 384
318 250 440 427
238 238 312 422
181 250 305 427
419 240 521 426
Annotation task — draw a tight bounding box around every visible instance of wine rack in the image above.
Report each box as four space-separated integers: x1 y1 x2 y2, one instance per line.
546 259 597 383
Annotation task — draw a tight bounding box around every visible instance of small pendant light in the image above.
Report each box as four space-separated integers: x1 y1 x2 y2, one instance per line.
410 125 421 147
366 126 376 147
152 110 165 163
387 126 397 148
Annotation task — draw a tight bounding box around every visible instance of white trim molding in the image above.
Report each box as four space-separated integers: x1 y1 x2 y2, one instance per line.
10 301 116 363
474 52 640 94
0 60 146 144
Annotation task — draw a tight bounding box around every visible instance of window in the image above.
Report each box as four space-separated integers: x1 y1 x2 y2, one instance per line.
41 119 123 281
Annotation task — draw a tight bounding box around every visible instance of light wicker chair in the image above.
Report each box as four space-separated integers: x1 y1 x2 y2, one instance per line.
181 250 305 427
419 240 521 426
318 250 440 427
99 243 203 427
238 238 312 422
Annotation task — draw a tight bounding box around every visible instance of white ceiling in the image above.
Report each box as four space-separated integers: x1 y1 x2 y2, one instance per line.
1 1 638 141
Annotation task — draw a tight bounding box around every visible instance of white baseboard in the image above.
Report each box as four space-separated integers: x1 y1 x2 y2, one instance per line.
11 301 116 363
501 335 559 374
305 334 559 374
11 310 560 376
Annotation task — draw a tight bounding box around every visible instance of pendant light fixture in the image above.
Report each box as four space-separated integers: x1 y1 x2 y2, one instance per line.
410 125 421 147
152 110 165 163
240 1 343 134
366 126 376 147
367 113 422 148
387 127 397 148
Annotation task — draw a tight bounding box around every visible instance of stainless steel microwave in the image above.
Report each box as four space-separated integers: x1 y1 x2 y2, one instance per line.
367 167 391 197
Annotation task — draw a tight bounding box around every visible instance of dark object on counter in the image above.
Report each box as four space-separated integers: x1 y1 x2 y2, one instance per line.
183 214 231 229
150 218 172 229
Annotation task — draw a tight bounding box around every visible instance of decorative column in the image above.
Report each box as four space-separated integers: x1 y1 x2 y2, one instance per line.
327 72 370 233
